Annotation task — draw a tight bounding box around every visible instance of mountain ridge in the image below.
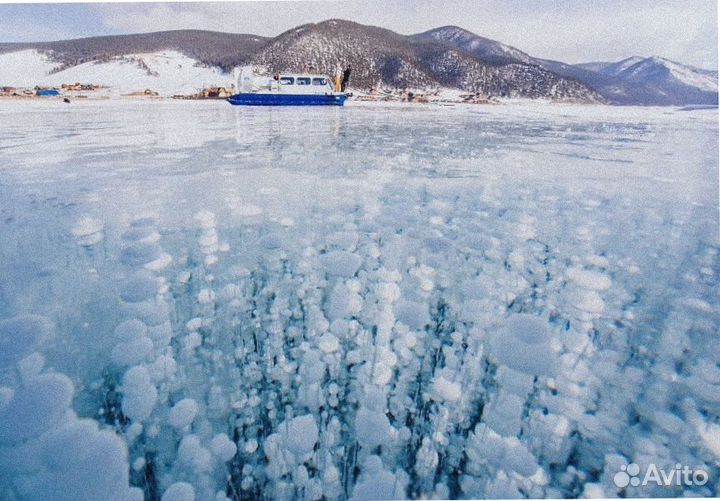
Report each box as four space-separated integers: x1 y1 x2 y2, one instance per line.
0 30 268 72
247 19 599 100
0 20 716 104
418 26 717 105
575 55 718 105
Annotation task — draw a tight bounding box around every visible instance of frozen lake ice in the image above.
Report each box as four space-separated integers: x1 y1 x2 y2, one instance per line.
0 100 718 500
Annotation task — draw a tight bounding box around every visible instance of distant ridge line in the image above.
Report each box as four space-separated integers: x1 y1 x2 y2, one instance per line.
0 20 716 105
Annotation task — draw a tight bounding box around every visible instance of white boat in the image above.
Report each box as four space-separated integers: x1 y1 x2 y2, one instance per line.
227 66 349 106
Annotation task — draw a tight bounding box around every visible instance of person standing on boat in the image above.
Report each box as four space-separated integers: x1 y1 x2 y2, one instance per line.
334 65 342 92
341 65 352 92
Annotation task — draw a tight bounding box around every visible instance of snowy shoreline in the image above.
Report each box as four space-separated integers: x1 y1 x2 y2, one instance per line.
1 94 709 111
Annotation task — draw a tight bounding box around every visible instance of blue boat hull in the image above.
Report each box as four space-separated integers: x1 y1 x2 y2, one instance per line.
227 93 347 106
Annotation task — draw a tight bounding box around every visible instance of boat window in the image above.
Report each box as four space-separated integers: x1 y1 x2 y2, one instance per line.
312 78 328 86
279 76 294 85
296 77 311 85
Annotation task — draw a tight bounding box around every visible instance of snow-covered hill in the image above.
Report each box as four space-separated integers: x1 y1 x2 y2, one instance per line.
412 26 535 66
414 27 718 105
579 56 646 77
0 21 602 102
0 50 232 96
0 50 56 87
0 30 267 72
577 56 718 104
250 20 601 101
618 56 717 92
1 23 716 104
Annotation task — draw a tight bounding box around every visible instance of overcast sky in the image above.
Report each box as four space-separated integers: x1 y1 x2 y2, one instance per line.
0 0 717 69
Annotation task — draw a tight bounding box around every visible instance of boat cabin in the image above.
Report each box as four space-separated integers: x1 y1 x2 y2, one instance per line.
232 67 347 105
267 74 335 94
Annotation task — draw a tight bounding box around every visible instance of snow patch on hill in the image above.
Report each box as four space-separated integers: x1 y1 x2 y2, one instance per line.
658 58 718 92
0 50 57 87
579 55 718 94
599 56 647 76
420 26 534 65
0 50 233 96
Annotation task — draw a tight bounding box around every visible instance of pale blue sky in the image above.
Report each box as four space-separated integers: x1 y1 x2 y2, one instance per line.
0 1 717 69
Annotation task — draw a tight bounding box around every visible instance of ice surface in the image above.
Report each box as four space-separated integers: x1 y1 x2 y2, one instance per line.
0 315 51 369
177 434 213 472
489 314 557 376
162 482 196 501
282 414 319 458
210 433 237 462
320 251 363 277
566 267 612 291
34 418 142 501
111 336 153 366
168 398 199 430
0 100 717 500
264 415 320 480
355 407 393 449
120 273 161 303
121 366 158 422
352 455 407 501
0 373 73 444
72 217 105 246
430 375 462 402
